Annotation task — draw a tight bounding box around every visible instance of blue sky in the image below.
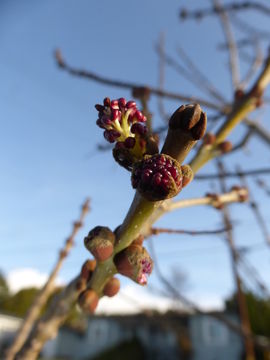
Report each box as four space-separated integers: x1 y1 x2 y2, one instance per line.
1 0 270 310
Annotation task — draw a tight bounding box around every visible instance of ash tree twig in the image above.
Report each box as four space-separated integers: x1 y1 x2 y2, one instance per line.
180 2 270 20
54 49 222 111
217 160 255 360
6 199 90 360
15 276 84 360
237 166 270 248
195 167 270 180
150 226 230 237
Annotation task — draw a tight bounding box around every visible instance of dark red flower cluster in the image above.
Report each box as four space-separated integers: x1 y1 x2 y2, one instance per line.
132 154 183 201
95 97 147 145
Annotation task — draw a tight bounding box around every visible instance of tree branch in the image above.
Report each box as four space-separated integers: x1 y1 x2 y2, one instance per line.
54 49 223 111
6 199 90 360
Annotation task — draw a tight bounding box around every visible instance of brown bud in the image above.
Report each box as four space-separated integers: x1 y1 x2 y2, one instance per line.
234 89 245 101
132 234 144 246
84 226 115 261
203 132 216 145
206 193 223 209
55 49 65 67
231 186 249 202
80 259 97 280
180 165 193 188
162 104 207 165
132 86 151 101
218 141 232 154
76 278 87 292
114 244 153 285
113 146 135 171
78 289 99 314
169 104 207 140
103 277 120 297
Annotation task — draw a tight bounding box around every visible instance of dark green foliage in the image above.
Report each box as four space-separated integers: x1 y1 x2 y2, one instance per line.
0 287 39 317
0 272 9 301
225 291 270 336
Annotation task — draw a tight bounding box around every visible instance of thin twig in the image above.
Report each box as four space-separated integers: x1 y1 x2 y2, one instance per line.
239 43 263 89
150 226 229 237
244 118 270 147
6 199 90 360
54 49 223 111
176 46 226 103
237 167 270 248
167 187 248 212
228 127 253 154
213 0 240 89
196 168 270 180
217 160 255 359
15 276 83 360
256 178 270 196
180 2 270 20
157 32 169 123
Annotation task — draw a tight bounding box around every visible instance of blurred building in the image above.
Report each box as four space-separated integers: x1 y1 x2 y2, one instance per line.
53 313 243 360
0 312 243 359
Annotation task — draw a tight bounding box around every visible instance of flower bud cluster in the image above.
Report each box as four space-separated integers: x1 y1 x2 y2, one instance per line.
131 154 184 201
95 97 149 169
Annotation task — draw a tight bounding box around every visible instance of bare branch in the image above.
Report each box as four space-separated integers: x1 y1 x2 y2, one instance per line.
180 2 270 20
54 49 223 111
213 0 240 89
239 43 263 89
237 167 270 248
217 160 255 359
167 187 248 212
176 46 226 103
244 118 270 147
195 168 270 180
6 199 90 360
16 276 83 360
150 226 230 236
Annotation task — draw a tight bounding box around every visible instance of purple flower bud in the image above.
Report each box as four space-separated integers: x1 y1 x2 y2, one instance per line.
124 137 136 149
114 244 153 285
118 97 127 108
131 123 147 136
104 130 121 143
95 104 104 112
110 100 119 110
126 100 137 109
131 154 183 201
111 109 121 121
103 97 111 107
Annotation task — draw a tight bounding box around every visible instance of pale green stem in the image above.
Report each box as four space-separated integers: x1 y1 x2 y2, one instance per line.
89 192 162 295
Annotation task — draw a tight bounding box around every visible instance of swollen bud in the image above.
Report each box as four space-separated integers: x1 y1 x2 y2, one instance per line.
80 259 97 281
114 244 153 285
203 132 216 145
84 226 115 261
168 104 207 140
218 141 232 154
78 289 99 314
103 277 120 297
162 104 207 164
131 154 183 201
181 165 193 188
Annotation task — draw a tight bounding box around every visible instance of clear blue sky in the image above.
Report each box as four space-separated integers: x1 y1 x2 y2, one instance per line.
1 0 270 307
